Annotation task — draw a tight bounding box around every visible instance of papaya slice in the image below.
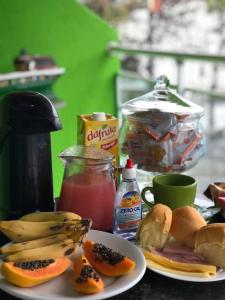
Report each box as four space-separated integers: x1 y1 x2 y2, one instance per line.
83 240 136 277
73 255 104 294
1 257 71 287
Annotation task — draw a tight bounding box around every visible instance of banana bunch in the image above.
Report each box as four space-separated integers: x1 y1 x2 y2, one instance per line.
0 219 90 242
5 239 77 262
19 211 81 222
0 211 92 262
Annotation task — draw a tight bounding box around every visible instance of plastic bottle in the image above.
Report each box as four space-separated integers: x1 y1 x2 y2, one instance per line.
113 158 142 240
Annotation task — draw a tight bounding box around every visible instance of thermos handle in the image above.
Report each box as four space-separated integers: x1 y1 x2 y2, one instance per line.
0 126 11 154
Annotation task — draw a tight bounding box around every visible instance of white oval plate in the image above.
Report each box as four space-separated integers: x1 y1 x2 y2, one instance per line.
146 261 225 282
0 230 146 300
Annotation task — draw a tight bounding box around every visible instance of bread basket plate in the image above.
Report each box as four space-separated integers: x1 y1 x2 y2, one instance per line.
146 260 225 282
0 230 146 300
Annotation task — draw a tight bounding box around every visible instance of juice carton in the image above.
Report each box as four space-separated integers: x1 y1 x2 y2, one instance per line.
77 112 119 164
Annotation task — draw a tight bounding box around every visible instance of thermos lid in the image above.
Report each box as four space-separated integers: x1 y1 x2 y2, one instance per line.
0 91 62 134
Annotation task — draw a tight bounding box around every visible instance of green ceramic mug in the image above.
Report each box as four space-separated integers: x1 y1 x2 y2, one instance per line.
141 174 197 210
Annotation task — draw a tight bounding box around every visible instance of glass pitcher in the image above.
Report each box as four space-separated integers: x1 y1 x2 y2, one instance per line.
57 145 116 232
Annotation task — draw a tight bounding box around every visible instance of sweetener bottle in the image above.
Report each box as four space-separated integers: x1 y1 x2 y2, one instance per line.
113 158 142 240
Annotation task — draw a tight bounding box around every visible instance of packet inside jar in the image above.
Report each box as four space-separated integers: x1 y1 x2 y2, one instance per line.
77 112 119 164
121 111 204 173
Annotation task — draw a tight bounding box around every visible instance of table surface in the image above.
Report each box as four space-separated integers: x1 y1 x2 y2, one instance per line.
1 179 225 300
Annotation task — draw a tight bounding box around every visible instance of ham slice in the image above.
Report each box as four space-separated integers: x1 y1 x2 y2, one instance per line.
151 245 207 265
163 244 205 261
144 247 217 276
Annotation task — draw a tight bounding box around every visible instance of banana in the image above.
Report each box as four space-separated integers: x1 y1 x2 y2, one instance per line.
0 219 91 242
4 239 77 262
70 230 88 245
19 211 81 222
1 229 88 255
0 233 73 255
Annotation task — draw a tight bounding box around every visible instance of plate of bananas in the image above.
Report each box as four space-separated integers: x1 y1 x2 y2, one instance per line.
0 211 146 300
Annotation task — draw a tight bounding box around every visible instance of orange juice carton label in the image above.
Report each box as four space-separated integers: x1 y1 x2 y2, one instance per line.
77 114 119 163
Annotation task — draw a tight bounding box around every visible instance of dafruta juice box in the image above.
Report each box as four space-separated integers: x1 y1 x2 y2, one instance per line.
77 114 119 164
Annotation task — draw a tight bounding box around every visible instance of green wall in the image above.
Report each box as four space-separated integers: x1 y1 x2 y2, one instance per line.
0 0 120 198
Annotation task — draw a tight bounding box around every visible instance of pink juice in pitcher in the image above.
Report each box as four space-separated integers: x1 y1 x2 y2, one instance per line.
58 172 116 231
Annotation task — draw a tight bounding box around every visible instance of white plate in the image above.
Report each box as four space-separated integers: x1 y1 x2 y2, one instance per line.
146 261 225 282
0 230 146 300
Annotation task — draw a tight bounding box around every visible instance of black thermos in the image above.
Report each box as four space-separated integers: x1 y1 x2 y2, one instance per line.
0 91 62 219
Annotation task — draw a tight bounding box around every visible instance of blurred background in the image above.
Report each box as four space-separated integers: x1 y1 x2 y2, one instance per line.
82 0 225 189
1 0 225 198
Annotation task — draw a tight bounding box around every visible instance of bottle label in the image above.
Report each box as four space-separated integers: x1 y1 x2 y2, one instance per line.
116 191 142 230
77 114 119 164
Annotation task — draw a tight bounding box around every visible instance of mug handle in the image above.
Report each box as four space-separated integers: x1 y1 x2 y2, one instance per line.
141 186 154 208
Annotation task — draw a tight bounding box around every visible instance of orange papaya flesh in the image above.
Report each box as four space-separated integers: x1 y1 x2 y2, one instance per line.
83 240 136 277
1 257 71 287
73 255 104 294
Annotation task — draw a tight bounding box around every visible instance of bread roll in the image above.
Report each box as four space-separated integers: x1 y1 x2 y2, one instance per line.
170 206 206 248
195 223 225 268
137 203 172 249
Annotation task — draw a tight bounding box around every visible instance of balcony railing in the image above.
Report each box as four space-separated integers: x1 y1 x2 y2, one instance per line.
109 43 225 63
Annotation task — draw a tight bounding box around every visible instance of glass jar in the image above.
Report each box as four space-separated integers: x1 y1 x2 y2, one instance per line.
119 75 205 175
57 146 116 232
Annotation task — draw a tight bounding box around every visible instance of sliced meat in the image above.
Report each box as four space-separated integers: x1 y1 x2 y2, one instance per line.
151 246 207 265
163 244 205 261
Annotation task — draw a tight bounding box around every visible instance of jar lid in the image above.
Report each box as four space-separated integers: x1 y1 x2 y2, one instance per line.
122 75 204 117
59 145 114 164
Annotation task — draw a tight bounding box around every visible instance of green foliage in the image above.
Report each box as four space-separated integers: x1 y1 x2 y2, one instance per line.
83 0 144 24
207 0 225 10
